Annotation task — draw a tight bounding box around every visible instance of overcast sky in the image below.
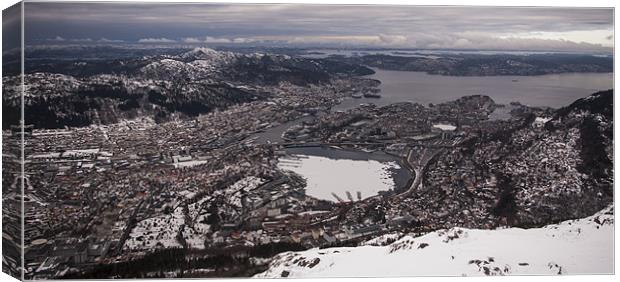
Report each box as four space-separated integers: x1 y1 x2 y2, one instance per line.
19 3 614 52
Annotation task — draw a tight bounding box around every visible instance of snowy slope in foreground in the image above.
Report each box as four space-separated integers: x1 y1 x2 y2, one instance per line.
255 206 614 277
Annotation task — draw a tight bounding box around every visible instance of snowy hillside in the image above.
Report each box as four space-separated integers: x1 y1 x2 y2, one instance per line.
256 206 614 277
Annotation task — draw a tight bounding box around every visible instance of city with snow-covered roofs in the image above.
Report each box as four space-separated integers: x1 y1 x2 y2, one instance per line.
2 2 615 280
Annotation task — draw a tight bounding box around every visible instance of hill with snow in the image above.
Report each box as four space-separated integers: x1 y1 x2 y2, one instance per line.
3 46 375 129
256 205 614 278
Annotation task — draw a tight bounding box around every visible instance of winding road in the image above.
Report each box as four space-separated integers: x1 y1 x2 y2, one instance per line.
396 147 444 198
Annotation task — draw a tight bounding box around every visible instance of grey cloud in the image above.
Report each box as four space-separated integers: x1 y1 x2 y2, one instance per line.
25 4 612 33
24 3 613 52
47 36 94 43
72 38 93 43
98 37 124 43
272 32 608 52
138 37 176 43
182 37 203 43
182 36 258 44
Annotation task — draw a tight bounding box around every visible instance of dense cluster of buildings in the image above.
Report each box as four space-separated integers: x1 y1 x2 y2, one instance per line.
11 74 382 278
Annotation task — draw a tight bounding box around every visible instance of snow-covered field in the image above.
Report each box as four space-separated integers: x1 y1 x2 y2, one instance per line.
188 195 212 235
432 123 457 131
256 206 614 277
173 160 209 168
123 206 185 251
278 155 400 202
185 176 268 249
222 176 267 208
182 225 206 249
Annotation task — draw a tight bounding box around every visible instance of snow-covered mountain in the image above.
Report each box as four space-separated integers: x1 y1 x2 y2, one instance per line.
255 205 614 277
141 48 239 80
179 47 236 62
3 46 375 129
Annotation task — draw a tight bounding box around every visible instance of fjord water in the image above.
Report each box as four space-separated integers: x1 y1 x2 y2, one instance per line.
335 69 613 111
